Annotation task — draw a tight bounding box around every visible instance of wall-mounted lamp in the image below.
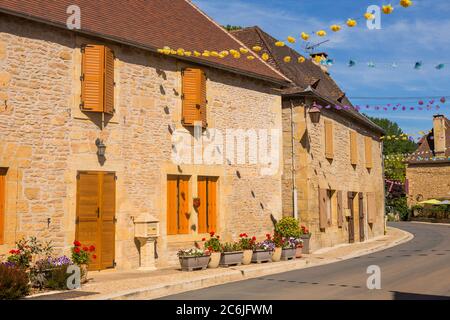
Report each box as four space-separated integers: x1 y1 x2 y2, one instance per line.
308 105 322 124
95 138 106 157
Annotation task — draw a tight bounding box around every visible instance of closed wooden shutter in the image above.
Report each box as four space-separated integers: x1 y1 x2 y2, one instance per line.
167 176 190 235
350 131 358 165
207 178 217 233
100 173 116 269
367 192 376 224
365 136 373 169
197 178 207 234
182 68 205 126
319 188 328 229
325 120 334 159
0 169 6 244
197 177 218 234
167 177 178 235
104 47 115 115
178 176 190 234
337 190 343 228
81 45 105 112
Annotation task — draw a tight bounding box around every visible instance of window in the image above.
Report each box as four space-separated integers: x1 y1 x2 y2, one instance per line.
167 175 190 235
181 68 207 127
365 136 373 169
350 131 358 165
80 44 115 114
324 120 334 159
0 168 6 244
197 177 218 234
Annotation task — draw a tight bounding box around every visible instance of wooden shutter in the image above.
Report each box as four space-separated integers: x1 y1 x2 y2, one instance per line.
104 47 115 115
350 131 358 165
365 136 372 169
100 173 116 269
167 177 178 235
81 45 105 112
325 120 334 159
199 70 207 128
178 176 190 234
0 169 6 244
319 188 328 229
76 172 101 271
197 177 207 234
182 68 204 126
207 178 217 233
198 177 218 234
367 192 376 224
337 190 343 228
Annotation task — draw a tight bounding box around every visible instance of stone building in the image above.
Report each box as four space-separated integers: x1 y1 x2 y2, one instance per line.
234 27 386 251
406 115 450 206
0 0 291 270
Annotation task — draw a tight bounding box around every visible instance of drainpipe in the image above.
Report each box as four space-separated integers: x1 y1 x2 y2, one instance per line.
290 100 298 219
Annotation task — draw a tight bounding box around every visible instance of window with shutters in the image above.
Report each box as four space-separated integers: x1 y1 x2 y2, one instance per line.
197 177 218 234
350 131 358 165
0 168 6 245
167 175 191 235
181 68 207 128
80 44 115 114
324 120 334 159
365 136 373 169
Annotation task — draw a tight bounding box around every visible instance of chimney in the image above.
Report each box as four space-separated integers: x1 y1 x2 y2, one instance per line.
433 114 447 157
310 52 329 73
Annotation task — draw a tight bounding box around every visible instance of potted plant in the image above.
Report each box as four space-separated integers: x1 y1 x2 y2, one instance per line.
271 233 283 262
281 237 297 261
251 238 274 264
202 231 221 269
295 238 304 258
219 242 243 267
238 234 255 265
300 225 312 254
177 248 210 271
71 241 96 283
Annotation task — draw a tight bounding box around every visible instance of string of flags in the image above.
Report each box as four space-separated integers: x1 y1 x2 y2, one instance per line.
384 146 450 162
339 60 448 70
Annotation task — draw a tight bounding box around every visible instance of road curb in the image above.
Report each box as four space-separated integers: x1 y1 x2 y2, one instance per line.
91 227 413 300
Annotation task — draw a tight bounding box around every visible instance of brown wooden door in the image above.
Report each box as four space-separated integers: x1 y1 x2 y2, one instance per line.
347 192 355 243
0 168 6 244
359 193 365 242
197 177 217 234
76 172 116 271
167 176 190 235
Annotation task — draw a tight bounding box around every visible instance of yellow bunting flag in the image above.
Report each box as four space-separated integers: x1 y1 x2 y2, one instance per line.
262 53 269 61
287 36 296 43
316 30 327 37
301 32 310 41
382 4 394 14
252 46 262 52
298 56 306 63
400 0 412 8
330 24 341 32
347 19 357 27
275 41 285 47
284 56 292 63
364 13 375 20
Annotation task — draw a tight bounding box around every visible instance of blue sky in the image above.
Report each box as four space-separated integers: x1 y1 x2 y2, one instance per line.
193 0 450 136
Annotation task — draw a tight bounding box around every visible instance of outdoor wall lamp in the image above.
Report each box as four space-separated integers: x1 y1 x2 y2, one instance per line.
308 104 322 124
95 138 107 157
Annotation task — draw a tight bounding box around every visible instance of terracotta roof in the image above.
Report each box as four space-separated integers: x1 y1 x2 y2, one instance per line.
232 26 384 135
0 0 289 85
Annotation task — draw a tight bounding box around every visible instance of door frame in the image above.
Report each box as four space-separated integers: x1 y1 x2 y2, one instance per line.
347 191 356 243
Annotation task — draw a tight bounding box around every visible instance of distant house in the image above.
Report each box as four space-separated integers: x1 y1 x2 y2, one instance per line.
406 115 450 205
234 27 386 250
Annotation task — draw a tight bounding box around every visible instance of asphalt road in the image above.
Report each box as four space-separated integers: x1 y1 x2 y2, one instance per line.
162 222 450 300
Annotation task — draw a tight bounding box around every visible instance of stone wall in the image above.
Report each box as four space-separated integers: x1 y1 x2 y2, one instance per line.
406 164 450 206
0 14 283 269
282 98 385 251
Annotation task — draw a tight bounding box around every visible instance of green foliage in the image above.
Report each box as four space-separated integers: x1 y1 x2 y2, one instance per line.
223 24 243 31
274 217 301 238
204 235 221 252
238 234 256 250
386 197 410 221
7 237 53 269
220 242 242 253
46 265 72 290
0 264 30 300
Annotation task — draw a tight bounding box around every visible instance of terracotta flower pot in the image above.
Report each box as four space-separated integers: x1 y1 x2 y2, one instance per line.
208 252 221 269
271 247 282 262
242 250 253 265
295 246 303 258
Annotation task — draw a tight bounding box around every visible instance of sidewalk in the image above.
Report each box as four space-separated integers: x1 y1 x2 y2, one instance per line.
27 227 412 300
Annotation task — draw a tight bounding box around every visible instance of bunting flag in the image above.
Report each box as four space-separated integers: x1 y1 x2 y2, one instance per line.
313 101 445 112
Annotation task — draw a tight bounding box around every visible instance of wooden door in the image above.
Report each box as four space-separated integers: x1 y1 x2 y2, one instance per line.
197 177 217 234
0 168 6 244
76 172 116 271
359 193 365 242
347 192 355 243
167 176 190 235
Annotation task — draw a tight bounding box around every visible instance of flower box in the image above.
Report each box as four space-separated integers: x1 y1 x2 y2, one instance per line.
251 250 272 264
300 235 311 254
281 248 296 261
179 255 210 271
219 251 243 267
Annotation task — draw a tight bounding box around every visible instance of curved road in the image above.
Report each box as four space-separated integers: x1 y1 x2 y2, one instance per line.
163 222 450 300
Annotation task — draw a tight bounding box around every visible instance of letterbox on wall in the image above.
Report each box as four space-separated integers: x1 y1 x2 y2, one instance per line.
134 214 160 238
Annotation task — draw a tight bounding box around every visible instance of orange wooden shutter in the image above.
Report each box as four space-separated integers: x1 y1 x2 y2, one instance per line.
319 188 328 229
365 136 373 169
182 68 202 126
100 173 116 269
81 45 105 112
207 178 217 233
76 172 101 271
0 169 6 244
197 177 207 234
325 120 334 159
337 190 343 228
167 176 178 235
178 176 190 234
350 131 358 165
367 192 376 224
200 70 207 128
104 47 115 115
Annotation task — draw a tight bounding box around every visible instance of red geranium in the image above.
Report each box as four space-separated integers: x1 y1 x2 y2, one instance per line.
252 236 256 241
74 247 81 254
89 245 96 252
92 255 97 260
202 238 206 241
73 240 81 247
209 231 215 237
83 246 89 252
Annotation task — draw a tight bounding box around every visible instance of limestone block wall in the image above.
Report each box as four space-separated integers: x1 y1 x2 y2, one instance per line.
0 14 283 269
406 164 450 206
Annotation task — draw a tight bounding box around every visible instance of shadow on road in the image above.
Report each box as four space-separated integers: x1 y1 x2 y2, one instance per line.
391 291 450 300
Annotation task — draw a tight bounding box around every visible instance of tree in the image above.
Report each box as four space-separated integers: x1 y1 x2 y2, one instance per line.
223 25 243 31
